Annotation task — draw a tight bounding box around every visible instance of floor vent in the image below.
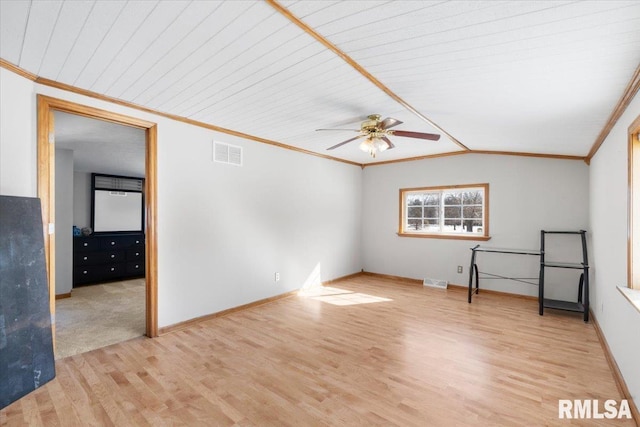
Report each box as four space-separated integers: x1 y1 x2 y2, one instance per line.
214 141 242 166
423 278 448 289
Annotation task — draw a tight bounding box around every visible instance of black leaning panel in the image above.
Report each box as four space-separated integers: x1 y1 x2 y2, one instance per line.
0 195 56 409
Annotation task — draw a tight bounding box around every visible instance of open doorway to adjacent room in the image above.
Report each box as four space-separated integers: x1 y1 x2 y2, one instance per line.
54 111 145 358
37 95 158 359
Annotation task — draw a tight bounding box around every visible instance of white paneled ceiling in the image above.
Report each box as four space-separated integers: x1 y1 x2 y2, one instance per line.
2 0 639 164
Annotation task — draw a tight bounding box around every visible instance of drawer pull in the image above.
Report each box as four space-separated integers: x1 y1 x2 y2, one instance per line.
83 243 88 247
136 240 140 244
110 267 115 271
135 265 139 269
83 270 88 274
83 256 88 260
110 241 115 246
111 254 115 258
135 252 139 256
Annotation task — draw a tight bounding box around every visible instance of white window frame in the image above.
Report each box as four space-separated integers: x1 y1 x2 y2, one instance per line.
398 183 490 241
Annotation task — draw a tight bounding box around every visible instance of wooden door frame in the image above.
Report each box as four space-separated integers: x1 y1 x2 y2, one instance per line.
37 94 158 338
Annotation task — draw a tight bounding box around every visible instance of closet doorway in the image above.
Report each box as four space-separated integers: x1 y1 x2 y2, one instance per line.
37 95 158 357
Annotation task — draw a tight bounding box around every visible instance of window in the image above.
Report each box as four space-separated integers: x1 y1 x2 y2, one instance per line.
399 184 490 240
628 115 640 290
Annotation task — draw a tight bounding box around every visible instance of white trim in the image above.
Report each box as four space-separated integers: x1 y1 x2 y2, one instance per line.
403 186 485 235
617 286 640 314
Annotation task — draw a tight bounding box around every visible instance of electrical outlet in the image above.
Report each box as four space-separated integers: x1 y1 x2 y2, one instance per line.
275 272 280 282
457 266 463 274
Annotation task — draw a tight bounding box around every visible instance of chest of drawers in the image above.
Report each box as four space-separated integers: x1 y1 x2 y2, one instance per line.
73 233 145 286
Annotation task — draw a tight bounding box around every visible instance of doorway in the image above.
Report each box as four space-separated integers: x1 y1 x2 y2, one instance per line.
37 95 158 349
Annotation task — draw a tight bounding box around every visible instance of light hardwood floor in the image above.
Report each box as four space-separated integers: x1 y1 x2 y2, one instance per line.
1 275 635 426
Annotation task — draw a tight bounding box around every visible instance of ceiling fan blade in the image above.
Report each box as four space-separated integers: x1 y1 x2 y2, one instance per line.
327 134 365 150
392 130 440 141
381 136 395 149
316 128 360 132
380 117 403 130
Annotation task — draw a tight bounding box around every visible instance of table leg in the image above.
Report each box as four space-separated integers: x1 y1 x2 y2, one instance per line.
468 249 477 303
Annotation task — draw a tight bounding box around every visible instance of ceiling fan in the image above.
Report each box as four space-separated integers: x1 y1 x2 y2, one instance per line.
316 114 440 157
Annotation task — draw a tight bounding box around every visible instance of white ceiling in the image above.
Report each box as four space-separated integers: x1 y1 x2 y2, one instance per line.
54 111 145 177
2 0 639 165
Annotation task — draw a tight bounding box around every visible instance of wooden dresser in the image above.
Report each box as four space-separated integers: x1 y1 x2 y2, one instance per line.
73 233 145 286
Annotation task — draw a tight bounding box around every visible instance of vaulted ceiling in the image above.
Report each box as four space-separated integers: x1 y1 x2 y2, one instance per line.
1 0 639 165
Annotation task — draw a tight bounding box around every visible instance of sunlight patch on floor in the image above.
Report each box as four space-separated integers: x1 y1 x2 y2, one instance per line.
300 286 392 306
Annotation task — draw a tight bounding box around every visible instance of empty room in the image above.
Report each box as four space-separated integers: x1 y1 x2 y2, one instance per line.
1 0 639 425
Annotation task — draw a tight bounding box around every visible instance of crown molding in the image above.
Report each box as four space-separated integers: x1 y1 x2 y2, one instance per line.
0 58 37 80
362 149 586 167
0 58 606 168
586 62 640 163
0 59 361 168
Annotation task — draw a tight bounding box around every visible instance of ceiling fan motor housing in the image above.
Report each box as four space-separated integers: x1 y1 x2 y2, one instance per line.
361 114 382 132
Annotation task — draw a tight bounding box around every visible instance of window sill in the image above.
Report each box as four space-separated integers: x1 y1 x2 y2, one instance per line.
617 286 640 314
397 232 491 241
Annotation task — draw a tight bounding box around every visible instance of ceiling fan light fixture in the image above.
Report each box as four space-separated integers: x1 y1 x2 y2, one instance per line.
358 137 388 157
374 138 388 152
359 138 372 152
359 137 377 157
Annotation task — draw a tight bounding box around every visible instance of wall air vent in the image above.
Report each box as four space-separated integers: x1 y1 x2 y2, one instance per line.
214 141 243 166
94 175 143 191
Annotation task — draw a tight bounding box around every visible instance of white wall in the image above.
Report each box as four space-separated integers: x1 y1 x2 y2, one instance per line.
0 70 363 328
73 172 91 229
0 68 36 197
362 154 590 299
157 121 362 326
55 149 74 295
589 92 640 405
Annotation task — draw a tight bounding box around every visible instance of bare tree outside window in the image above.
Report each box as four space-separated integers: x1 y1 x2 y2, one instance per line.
400 184 489 239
